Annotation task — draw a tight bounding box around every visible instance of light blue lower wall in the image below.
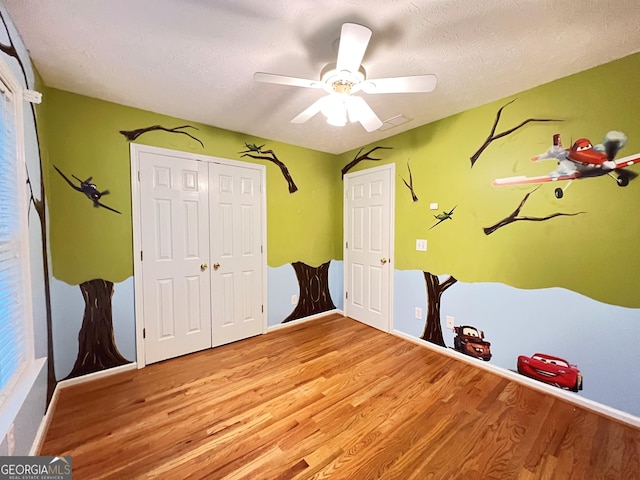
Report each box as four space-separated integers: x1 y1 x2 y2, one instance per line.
394 269 640 418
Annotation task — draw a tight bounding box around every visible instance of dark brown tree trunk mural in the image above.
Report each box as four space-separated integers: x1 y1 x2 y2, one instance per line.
283 261 336 323
421 272 457 346
65 279 130 379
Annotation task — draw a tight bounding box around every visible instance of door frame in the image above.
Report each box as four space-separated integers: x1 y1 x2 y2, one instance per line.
343 163 395 332
130 144 268 368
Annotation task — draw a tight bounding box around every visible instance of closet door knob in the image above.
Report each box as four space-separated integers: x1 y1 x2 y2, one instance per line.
213 262 221 270
200 263 208 271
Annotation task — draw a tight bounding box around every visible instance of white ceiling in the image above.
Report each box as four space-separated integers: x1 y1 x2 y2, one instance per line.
4 0 640 155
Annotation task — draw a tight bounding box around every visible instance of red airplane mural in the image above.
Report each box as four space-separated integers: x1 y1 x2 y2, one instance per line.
492 131 640 198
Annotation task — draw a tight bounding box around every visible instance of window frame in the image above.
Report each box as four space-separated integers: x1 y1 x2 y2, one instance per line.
0 53 43 442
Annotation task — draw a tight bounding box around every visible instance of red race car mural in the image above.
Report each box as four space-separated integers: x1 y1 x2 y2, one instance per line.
453 325 492 361
517 353 583 392
493 131 640 198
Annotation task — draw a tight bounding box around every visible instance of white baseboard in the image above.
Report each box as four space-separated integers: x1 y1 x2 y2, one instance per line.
391 329 640 429
267 309 344 333
30 362 138 455
55 362 138 389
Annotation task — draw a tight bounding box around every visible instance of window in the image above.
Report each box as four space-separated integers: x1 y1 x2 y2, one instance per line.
0 55 38 441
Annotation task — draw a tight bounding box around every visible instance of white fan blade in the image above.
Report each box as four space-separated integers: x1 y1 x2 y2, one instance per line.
336 23 372 74
254 72 322 89
347 96 383 132
291 96 329 124
361 74 437 94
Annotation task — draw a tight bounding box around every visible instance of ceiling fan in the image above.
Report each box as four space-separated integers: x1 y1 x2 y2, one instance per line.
254 23 437 132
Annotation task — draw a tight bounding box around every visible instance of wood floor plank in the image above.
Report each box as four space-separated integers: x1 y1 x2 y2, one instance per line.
39 314 640 479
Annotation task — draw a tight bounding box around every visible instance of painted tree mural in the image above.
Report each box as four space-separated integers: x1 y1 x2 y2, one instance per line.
120 124 204 148
420 273 457 346
239 143 298 193
483 187 585 235
469 99 561 167
342 146 392 177
66 280 129 378
283 261 336 323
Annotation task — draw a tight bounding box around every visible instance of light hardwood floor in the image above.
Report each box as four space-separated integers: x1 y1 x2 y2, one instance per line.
40 313 640 479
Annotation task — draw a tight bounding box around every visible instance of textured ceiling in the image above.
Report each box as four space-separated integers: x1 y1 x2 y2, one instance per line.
4 0 640 154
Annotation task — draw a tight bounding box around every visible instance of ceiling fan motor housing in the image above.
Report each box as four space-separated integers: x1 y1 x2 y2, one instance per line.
320 63 366 95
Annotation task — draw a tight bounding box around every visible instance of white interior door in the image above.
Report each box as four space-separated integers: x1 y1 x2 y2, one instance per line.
210 163 264 346
344 164 394 332
139 151 212 364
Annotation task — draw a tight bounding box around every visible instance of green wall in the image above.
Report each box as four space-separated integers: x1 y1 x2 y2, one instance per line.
337 52 640 307
41 52 640 306
40 89 343 285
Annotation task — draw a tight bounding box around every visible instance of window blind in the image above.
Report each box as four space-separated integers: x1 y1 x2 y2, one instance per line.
0 76 26 395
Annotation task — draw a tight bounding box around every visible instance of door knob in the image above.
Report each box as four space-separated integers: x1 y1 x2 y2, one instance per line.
200 263 208 271
380 258 388 264
213 262 221 270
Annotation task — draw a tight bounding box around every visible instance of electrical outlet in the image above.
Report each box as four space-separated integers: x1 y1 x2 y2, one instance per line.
416 239 427 251
291 295 298 305
446 315 455 329
6 423 15 455
415 307 423 319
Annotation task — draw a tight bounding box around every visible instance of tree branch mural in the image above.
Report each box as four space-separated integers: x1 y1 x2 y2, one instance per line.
401 160 418 202
239 143 298 193
470 99 562 167
421 272 457 347
65 279 130 379
283 261 336 323
1 11 57 404
342 146 392 177
483 187 585 235
119 124 204 147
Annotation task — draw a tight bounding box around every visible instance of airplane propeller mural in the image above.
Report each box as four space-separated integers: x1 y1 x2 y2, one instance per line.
492 131 640 198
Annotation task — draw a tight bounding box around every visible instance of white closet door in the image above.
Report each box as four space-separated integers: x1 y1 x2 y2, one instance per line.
139 152 212 364
210 162 264 347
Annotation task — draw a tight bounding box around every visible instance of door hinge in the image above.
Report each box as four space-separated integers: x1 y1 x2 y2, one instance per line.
261 245 263 254
143 328 146 339
137 170 141 182
346 241 348 249
346 291 348 299
140 250 143 261
261 305 264 313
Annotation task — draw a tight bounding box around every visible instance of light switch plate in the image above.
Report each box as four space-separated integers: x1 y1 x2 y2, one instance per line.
430 202 438 210
416 239 427 251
